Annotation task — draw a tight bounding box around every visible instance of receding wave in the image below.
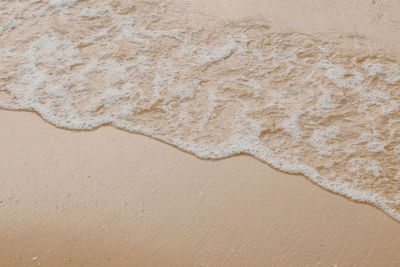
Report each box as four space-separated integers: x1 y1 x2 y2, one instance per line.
1 0 400 221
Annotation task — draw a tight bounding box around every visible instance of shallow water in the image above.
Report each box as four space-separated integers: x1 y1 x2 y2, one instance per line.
1 0 400 221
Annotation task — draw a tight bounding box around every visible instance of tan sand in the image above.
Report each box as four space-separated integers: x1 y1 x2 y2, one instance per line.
1 110 400 266
1 0 400 266
183 0 400 58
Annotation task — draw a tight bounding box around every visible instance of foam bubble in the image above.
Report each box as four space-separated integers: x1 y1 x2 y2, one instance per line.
49 0 77 8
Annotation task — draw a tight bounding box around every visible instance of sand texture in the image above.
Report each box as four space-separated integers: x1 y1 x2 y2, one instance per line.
0 0 400 266
1 110 400 266
1 0 400 219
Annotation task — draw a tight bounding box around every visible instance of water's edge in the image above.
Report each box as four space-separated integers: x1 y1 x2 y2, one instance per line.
1 0 399 221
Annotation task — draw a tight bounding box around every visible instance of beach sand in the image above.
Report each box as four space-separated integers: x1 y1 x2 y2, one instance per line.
1 110 400 266
1 0 400 266
182 0 400 58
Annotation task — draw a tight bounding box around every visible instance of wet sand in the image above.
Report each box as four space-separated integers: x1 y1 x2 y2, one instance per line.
1 110 400 266
1 0 400 266
183 0 400 58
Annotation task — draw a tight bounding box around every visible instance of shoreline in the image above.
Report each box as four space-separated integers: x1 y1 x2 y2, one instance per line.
2 107 398 224
1 109 399 266
1 0 400 222
1 0 400 265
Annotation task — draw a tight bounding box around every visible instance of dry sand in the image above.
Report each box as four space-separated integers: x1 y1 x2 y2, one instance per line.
1 0 400 266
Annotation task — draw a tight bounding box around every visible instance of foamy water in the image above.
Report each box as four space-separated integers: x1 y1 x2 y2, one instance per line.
1 0 400 221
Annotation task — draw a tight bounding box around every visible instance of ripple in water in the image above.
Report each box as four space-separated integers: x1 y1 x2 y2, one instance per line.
1 0 400 221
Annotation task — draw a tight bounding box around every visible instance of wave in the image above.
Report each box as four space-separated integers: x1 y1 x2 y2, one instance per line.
1 0 400 221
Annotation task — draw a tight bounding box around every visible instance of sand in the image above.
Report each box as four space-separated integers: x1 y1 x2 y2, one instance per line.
189 0 400 58
1 110 400 266
1 0 400 266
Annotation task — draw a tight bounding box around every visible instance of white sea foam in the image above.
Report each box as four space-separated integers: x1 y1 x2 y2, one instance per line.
1 0 400 221
49 0 77 8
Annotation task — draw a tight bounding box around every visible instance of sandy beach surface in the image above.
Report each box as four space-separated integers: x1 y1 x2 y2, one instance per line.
183 0 400 58
1 0 400 266
1 111 400 266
